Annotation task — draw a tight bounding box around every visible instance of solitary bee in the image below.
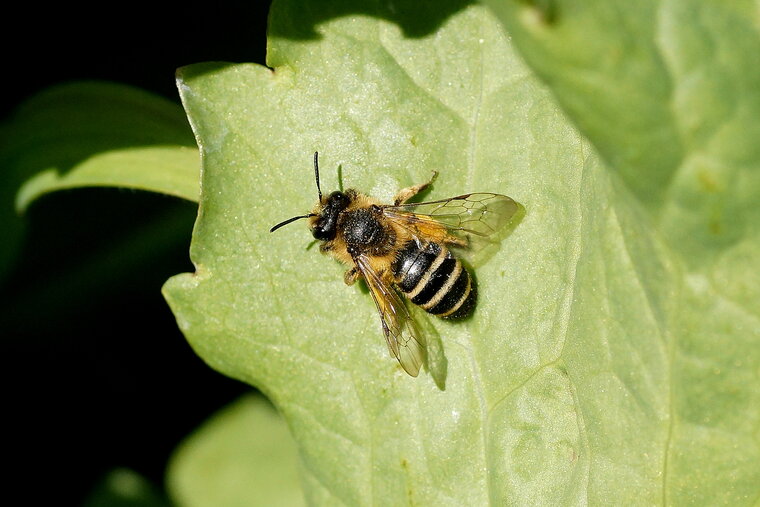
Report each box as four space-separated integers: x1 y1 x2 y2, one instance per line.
270 153 522 377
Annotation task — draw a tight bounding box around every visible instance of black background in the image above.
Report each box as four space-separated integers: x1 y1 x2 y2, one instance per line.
2 2 269 504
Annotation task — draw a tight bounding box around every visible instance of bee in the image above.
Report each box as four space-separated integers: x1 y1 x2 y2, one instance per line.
270 153 522 377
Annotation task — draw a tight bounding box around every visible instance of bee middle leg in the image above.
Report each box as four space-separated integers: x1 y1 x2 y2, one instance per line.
344 267 360 285
393 171 438 205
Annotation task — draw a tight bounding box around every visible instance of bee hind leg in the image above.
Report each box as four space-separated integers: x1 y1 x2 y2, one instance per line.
445 234 468 247
393 171 438 205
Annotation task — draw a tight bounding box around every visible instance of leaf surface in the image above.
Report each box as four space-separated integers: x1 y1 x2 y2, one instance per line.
167 395 304 507
163 0 760 504
484 0 760 503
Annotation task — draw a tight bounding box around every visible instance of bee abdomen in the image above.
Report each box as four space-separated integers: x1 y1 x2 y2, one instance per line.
392 241 475 319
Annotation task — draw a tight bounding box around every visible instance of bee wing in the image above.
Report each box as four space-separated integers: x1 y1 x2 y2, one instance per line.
382 193 520 236
382 193 523 265
353 254 426 377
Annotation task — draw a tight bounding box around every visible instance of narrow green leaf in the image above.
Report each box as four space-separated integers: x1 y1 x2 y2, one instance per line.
163 0 759 504
5 81 199 211
16 145 199 211
0 81 198 280
167 395 304 507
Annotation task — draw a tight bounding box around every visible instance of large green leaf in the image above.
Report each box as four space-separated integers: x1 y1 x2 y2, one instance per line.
484 1 760 277
484 0 760 503
163 0 759 504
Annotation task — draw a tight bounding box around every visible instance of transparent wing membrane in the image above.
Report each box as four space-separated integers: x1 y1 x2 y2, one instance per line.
383 193 522 266
354 255 426 376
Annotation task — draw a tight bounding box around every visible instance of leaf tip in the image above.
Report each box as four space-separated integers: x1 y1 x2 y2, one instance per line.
15 169 60 214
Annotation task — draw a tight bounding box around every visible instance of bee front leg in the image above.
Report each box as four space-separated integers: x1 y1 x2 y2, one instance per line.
344 267 360 285
393 171 438 205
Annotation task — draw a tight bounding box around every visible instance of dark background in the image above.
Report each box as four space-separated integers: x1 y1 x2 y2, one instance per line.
2 2 269 504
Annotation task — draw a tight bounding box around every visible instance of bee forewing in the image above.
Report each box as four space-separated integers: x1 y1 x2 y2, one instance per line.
354 254 426 377
382 193 522 266
478 194 521 234
384 193 520 237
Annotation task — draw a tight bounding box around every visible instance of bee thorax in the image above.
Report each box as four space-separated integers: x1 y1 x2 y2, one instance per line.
341 209 393 252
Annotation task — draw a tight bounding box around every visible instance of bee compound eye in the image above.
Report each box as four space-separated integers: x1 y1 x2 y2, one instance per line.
326 191 350 209
312 225 326 240
312 220 335 241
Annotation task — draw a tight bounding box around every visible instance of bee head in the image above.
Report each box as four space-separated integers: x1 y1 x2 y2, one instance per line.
269 152 347 237
311 191 350 241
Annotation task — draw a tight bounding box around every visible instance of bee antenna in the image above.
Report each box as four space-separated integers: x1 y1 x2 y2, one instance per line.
269 213 317 233
313 151 323 201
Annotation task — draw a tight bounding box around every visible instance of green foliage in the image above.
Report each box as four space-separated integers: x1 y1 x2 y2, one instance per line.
10 81 198 210
167 395 304 507
8 0 760 504
0 81 197 281
165 3 583 504
485 0 760 503
83 469 168 507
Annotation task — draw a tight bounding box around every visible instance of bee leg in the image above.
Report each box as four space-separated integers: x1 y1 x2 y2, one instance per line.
344 267 360 285
446 235 468 247
393 171 438 205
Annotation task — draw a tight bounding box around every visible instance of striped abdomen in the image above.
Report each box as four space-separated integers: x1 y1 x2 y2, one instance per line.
391 241 475 319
